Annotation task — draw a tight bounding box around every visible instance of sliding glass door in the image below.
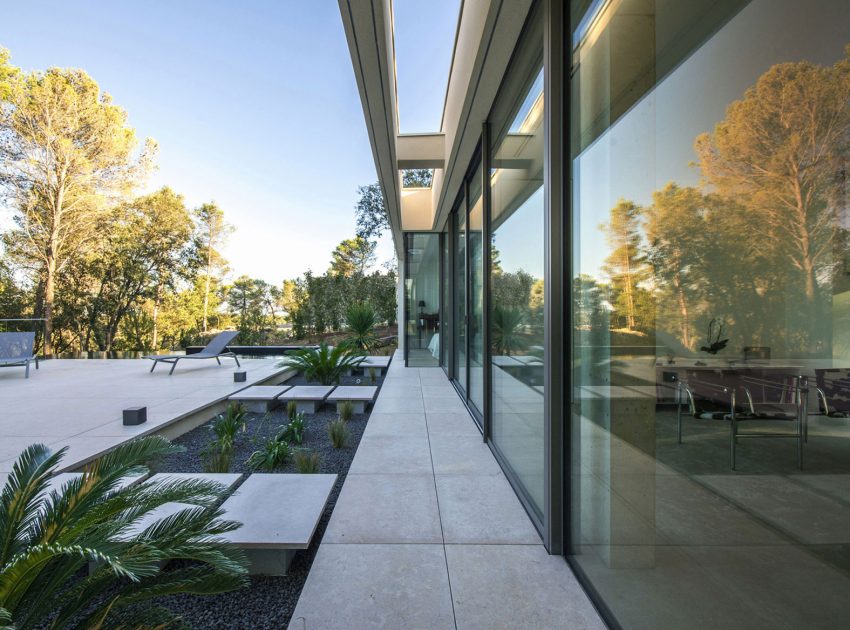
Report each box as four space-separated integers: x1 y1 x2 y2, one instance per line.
468 164 485 415
454 208 467 392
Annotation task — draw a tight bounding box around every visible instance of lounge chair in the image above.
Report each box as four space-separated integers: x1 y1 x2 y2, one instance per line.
145 331 240 375
0 332 39 378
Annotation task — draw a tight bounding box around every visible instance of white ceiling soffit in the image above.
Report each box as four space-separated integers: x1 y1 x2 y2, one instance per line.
338 0 404 255
433 0 533 231
397 133 445 169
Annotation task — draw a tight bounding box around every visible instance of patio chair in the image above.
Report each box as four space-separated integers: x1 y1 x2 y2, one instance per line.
145 331 240 375
0 331 39 378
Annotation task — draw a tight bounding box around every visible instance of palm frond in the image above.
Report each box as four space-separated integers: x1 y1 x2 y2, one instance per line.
0 444 66 566
279 342 365 385
0 436 247 629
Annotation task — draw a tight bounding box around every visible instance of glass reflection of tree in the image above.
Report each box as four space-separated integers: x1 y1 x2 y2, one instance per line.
491 244 543 356
591 47 850 356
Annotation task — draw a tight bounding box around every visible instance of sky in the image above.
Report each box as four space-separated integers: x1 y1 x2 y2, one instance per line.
0 0 459 285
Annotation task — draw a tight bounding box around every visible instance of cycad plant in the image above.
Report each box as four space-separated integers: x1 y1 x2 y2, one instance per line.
0 436 247 629
280 342 365 385
492 305 526 356
344 303 377 352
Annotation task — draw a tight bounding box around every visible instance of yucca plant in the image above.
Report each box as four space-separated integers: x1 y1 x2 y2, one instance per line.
293 450 321 474
0 436 247 629
246 437 291 471
344 303 377 352
277 412 305 445
328 419 349 449
279 342 365 386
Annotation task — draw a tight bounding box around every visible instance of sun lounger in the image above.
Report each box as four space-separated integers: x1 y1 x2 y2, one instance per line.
145 330 240 375
0 331 39 378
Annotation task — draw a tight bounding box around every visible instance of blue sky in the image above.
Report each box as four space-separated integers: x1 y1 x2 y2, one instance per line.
0 0 459 284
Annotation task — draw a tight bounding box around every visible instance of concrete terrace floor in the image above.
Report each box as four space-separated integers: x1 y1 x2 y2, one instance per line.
0 357 284 475
290 351 604 629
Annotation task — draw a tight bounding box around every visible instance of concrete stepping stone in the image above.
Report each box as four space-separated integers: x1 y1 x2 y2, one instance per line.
360 356 391 374
327 385 378 414
47 472 148 495
278 386 335 414
120 472 242 539
228 385 292 413
220 473 337 575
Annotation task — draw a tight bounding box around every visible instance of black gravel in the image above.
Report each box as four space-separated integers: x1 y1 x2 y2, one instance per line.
144 370 384 629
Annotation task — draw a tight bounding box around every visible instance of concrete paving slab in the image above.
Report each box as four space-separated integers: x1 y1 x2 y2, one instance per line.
371 395 425 414
0 358 286 471
327 385 378 413
278 386 335 414
363 413 428 438
426 412 482 437
361 356 391 369
122 472 242 537
446 545 606 630
436 474 541 544
348 436 433 475
221 473 336 549
424 395 468 413
228 385 292 412
429 436 502 475
324 474 441 543
289 544 455 630
228 385 291 400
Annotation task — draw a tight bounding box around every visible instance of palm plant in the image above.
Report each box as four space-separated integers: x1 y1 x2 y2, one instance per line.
246 437 291 471
0 436 247 629
492 305 526 356
279 342 365 385
344 303 377 351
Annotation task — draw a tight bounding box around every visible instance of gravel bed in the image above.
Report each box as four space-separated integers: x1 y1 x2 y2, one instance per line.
145 370 385 629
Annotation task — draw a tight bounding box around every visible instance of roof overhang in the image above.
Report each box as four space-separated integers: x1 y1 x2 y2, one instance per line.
338 0 533 252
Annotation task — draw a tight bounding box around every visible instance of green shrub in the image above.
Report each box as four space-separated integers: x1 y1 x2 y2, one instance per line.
338 400 354 421
286 400 298 420
328 419 349 449
344 302 377 351
294 449 321 474
367 367 377 384
0 437 248 628
277 412 306 445
203 445 234 473
210 402 248 451
247 437 291 471
279 342 365 385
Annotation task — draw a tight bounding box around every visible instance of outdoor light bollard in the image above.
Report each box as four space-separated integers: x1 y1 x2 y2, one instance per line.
123 406 147 426
234 370 247 382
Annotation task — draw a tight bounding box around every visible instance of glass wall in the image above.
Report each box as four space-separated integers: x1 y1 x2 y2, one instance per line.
488 7 545 518
468 163 485 415
440 228 450 371
404 232 440 367
454 209 467 389
570 0 850 627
